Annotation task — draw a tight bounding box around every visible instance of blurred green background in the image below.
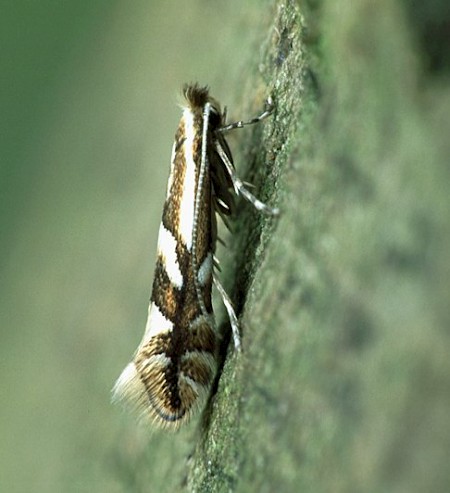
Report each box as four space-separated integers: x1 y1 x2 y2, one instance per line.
0 2 267 491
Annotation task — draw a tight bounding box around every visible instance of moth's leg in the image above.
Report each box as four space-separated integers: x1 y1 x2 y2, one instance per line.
219 96 274 133
214 140 279 216
213 274 241 351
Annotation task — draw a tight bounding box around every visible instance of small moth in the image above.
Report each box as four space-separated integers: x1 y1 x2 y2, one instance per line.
113 83 277 428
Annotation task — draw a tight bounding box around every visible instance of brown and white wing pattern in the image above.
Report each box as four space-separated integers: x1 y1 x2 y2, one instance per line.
113 84 277 429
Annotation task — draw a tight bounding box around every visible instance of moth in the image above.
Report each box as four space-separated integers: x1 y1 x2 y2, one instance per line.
113 83 277 428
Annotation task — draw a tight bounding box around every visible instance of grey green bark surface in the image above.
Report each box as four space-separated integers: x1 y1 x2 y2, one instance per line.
183 0 450 492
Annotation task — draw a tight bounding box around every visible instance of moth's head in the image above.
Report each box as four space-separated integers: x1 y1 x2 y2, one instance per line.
183 83 222 115
183 83 210 109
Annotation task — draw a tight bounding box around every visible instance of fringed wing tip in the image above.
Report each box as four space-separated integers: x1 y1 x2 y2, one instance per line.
112 362 143 406
112 362 198 430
